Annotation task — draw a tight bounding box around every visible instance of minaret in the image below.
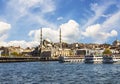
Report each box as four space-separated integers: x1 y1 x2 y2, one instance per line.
116 36 118 41
59 28 62 49
40 28 43 48
39 28 43 57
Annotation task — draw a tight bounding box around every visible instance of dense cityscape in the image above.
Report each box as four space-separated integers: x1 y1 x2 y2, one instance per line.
0 39 120 60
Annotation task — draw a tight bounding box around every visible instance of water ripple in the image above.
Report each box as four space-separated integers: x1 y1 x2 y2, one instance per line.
0 62 120 84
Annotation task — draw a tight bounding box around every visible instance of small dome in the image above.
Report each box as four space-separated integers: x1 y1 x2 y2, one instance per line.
45 38 51 42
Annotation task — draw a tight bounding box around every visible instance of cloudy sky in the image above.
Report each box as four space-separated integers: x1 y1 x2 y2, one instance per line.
0 0 120 48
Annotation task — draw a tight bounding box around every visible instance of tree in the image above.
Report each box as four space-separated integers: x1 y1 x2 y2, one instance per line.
11 52 19 56
103 48 112 55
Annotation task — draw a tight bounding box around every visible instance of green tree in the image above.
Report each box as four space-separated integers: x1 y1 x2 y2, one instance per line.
11 52 19 56
69 50 74 55
103 48 112 55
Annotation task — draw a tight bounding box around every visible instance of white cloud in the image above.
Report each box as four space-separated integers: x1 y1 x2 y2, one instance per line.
7 0 55 14
60 20 81 42
0 22 40 48
102 11 120 30
6 0 57 28
82 24 101 37
101 14 111 18
83 1 115 28
0 42 7 47
8 40 39 48
39 0 55 13
7 0 56 19
0 21 11 41
0 34 8 41
110 30 118 36
0 40 39 48
57 17 63 20
29 20 81 43
82 2 120 43
0 22 11 34
29 14 57 28
82 24 118 43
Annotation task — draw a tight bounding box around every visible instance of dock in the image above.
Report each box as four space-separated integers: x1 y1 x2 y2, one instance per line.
0 57 41 63
0 57 58 63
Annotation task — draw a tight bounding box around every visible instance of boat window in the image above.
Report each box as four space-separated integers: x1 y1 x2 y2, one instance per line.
76 50 86 55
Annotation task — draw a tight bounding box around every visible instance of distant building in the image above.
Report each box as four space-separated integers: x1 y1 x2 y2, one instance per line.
0 50 3 57
8 46 23 55
113 40 120 46
0 47 9 56
51 48 73 60
22 47 33 56
41 50 52 60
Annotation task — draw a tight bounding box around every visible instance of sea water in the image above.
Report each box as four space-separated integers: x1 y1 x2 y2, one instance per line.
0 62 120 84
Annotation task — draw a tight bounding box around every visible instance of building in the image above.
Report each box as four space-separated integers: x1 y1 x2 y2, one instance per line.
0 47 10 56
8 46 24 55
22 47 33 56
0 50 3 57
113 40 120 46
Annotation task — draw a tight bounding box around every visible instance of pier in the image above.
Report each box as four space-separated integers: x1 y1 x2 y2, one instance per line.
0 57 41 63
0 56 58 63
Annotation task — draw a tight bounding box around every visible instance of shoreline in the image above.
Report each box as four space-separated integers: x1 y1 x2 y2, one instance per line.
0 57 58 63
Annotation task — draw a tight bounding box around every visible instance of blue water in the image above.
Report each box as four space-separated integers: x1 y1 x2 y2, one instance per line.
0 62 120 84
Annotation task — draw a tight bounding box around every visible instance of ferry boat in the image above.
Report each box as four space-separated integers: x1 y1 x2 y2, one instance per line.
84 55 103 64
102 55 118 64
59 49 120 63
84 54 120 64
58 55 84 63
58 49 89 63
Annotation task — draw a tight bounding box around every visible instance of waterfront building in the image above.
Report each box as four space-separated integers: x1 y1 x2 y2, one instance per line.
22 47 33 56
52 48 73 59
0 50 2 57
8 46 23 55
0 47 9 56
40 50 52 60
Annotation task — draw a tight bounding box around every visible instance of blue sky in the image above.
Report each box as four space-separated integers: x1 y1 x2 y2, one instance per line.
0 0 120 48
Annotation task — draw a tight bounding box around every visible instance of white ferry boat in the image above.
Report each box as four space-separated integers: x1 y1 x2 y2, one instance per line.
84 54 120 64
84 55 103 64
58 49 89 63
58 55 84 63
102 55 118 63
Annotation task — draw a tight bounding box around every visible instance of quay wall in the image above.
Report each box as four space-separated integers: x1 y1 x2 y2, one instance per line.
0 57 58 63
